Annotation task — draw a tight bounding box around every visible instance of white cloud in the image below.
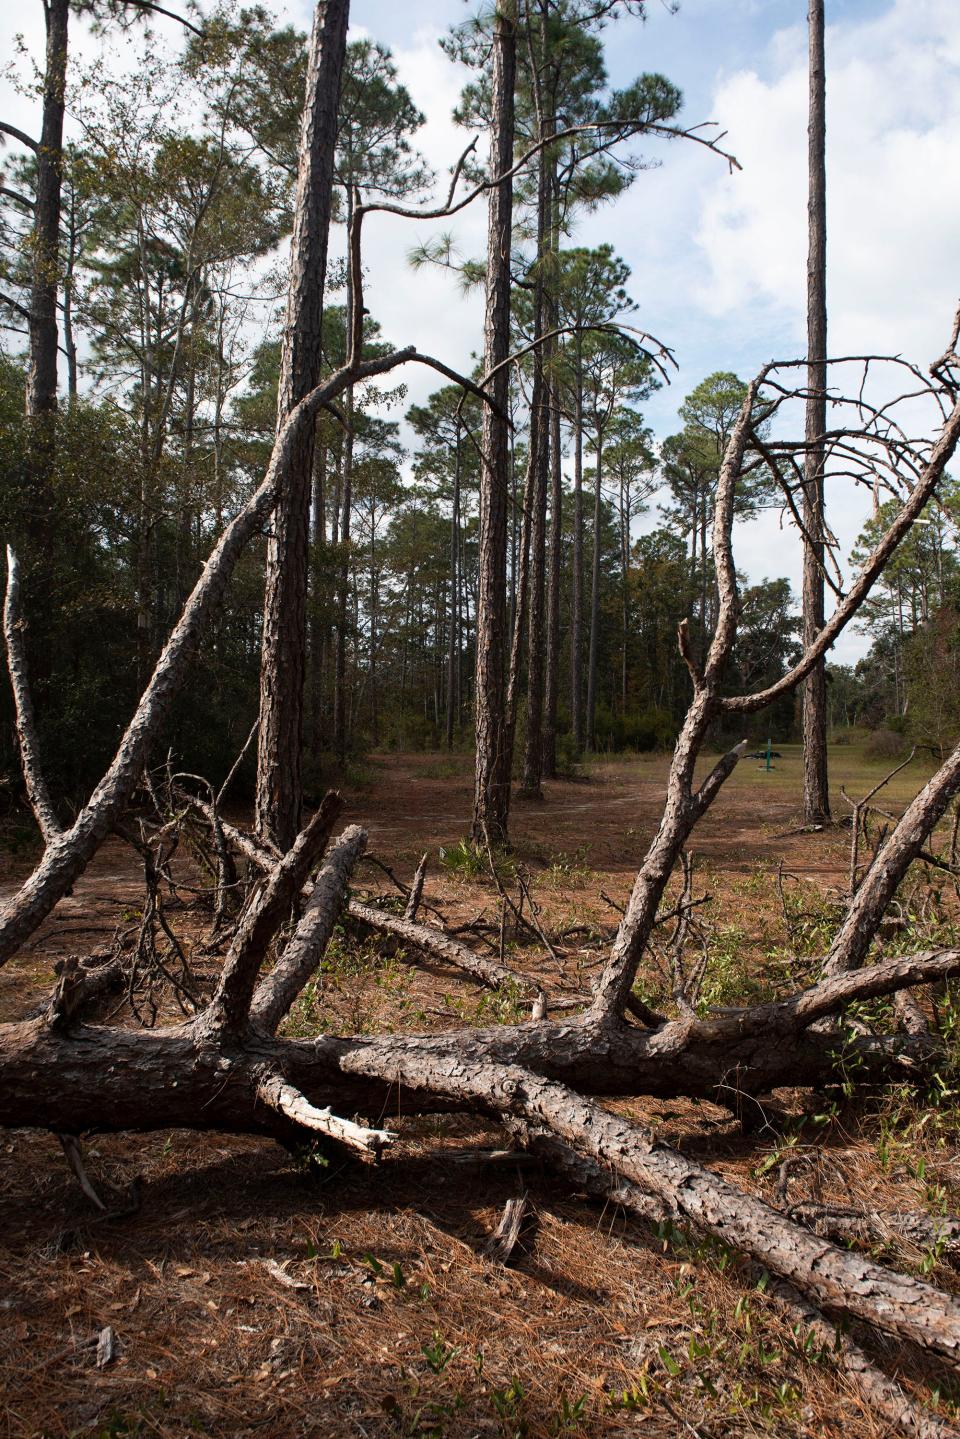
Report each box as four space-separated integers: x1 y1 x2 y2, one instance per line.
696 0 960 362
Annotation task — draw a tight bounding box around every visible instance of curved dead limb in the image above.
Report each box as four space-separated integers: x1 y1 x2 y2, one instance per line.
257 1074 394 1156
250 824 366 1035
3 547 61 844
181 794 280 871
203 792 343 1036
58 1134 108 1212
586 373 761 1027
722 389 960 716
724 947 960 1036
347 899 547 1014
216 719 259 808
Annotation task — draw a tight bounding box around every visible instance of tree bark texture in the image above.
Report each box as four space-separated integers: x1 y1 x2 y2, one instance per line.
585 429 604 751
256 0 349 850
25 0 68 418
472 2 516 847
571 359 584 753
521 140 551 798
801 0 830 825
543 353 562 778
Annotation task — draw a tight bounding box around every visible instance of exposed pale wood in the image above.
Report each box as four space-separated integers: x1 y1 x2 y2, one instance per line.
483 1194 529 1264
58 1134 107 1212
258 1074 394 1155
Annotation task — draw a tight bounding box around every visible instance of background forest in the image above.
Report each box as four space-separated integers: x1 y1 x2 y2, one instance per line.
7 4 960 1436
3 0 949 810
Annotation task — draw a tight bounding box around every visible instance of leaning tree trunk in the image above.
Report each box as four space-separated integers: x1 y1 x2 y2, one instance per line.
472 1 517 847
801 0 831 826
256 0 349 850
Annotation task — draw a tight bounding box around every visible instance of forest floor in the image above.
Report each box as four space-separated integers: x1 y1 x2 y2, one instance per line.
3 740 960 1439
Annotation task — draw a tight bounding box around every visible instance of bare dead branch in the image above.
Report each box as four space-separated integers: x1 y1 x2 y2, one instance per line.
203 793 344 1035
250 824 366 1035
348 898 546 1011
3 548 62 845
404 852 428 922
257 1074 394 1156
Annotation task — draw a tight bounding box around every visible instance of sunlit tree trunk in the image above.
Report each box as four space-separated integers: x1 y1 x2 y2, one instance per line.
802 0 831 824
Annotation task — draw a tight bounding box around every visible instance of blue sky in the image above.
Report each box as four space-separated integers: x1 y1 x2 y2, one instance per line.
3 0 959 664
330 0 960 663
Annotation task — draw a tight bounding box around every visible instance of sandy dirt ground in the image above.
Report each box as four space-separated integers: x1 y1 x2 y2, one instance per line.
2 746 959 1438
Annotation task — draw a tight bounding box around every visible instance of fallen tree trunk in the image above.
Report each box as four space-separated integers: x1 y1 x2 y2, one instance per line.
511 1121 960 1439
2 1003 960 1375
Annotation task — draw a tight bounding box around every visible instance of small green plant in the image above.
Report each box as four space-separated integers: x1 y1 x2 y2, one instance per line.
421 1330 458 1375
548 1393 588 1434
490 1376 527 1436
438 837 488 880
439 836 516 884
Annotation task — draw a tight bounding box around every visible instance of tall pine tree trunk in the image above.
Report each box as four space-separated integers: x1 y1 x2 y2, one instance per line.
309 436 327 751
521 132 551 797
333 383 354 763
542 346 562 778
585 430 604 750
505 420 537 789
471 2 516 846
256 0 349 849
25 0 67 419
445 424 461 751
802 0 830 825
570 352 584 755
